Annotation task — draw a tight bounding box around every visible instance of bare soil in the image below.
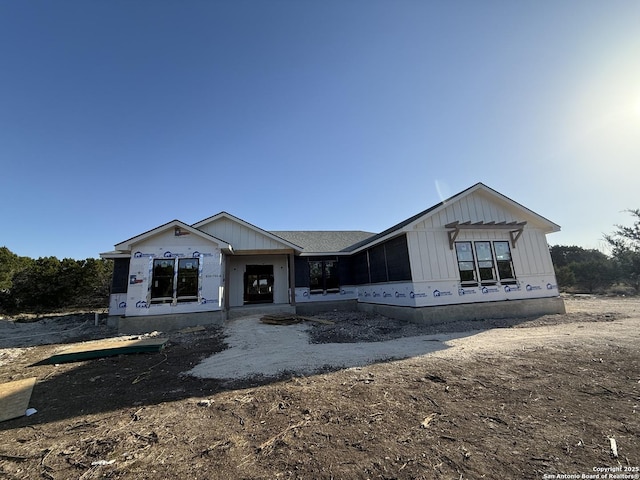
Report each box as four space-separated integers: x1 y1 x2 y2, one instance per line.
1 295 639 479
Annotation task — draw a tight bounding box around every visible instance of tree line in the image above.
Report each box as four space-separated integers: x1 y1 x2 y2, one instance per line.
0 210 638 314
0 247 112 314
551 209 640 294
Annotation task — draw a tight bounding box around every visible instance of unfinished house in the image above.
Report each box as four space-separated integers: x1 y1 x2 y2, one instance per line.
100 183 564 333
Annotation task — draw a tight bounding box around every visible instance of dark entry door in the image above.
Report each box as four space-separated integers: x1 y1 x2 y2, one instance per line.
244 265 274 304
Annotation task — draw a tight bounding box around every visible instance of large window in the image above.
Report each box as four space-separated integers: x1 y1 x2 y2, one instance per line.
151 258 200 303
309 259 340 294
349 235 412 285
455 241 516 286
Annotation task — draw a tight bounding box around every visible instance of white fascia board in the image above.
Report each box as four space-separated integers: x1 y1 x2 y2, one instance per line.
99 251 131 259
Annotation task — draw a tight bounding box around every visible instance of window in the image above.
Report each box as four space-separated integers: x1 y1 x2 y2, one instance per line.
309 259 340 294
150 258 200 304
151 259 175 303
475 241 496 284
455 242 477 284
177 258 199 301
494 241 516 284
349 235 412 285
455 241 517 286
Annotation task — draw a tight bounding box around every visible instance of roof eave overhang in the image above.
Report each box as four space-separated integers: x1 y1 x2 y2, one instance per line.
99 251 131 259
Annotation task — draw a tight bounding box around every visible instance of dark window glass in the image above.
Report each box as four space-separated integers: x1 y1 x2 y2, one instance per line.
177 258 199 300
369 244 388 283
475 241 496 284
308 258 340 294
151 259 174 301
309 261 323 293
455 242 477 285
351 252 370 285
111 258 130 294
385 235 412 282
324 260 340 292
494 241 516 283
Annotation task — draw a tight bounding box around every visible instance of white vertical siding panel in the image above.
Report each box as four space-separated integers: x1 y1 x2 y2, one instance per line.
424 231 437 280
407 231 425 282
461 197 472 222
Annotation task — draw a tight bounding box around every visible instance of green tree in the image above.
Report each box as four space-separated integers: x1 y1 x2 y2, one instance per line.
0 246 31 291
604 209 640 293
550 245 617 292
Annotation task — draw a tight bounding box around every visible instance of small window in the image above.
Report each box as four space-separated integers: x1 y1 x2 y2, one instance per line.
455 242 477 285
494 241 516 284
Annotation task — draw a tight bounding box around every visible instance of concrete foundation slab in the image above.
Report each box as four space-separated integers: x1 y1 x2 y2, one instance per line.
357 296 566 326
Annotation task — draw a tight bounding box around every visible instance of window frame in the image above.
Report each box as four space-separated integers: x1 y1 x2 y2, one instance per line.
493 241 517 285
454 241 517 286
150 257 201 304
308 258 340 294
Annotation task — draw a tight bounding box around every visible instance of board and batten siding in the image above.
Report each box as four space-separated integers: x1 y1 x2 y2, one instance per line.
198 217 290 251
406 191 556 283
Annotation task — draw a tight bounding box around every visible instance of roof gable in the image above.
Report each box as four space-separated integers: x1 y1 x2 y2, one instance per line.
346 183 560 252
192 212 302 252
113 220 232 252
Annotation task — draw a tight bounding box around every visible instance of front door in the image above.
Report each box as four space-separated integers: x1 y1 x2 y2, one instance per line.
243 265 274 304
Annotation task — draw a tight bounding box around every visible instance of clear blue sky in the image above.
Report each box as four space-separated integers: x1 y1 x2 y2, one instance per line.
1 1 639 260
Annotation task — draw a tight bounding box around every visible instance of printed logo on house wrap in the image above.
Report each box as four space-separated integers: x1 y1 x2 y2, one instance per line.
458 288 477 296
134 251 154 258
481 286 499 294
547 283 557 290
135 300 148 308
433 290 452 297
526 284 541 291
118 301 127 308
504 285 521 293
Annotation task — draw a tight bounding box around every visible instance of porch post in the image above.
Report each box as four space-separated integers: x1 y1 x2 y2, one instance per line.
288 253 296 306
223 255 231 315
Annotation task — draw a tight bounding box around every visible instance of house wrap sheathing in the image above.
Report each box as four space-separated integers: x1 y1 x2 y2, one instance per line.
101 183 565 333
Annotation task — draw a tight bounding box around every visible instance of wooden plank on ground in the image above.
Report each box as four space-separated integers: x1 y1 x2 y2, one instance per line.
45 337 169 364
296 316 336 325
0 377 37 423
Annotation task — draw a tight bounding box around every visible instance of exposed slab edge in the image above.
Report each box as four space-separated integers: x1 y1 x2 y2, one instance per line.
295 299 359 316
227 304 296 320
116 311 224 334
357 296 566 325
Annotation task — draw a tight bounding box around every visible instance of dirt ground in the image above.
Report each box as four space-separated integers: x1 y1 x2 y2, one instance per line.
1 295 639 479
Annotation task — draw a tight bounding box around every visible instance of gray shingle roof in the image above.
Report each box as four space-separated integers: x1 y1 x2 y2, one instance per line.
270 231 376 253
